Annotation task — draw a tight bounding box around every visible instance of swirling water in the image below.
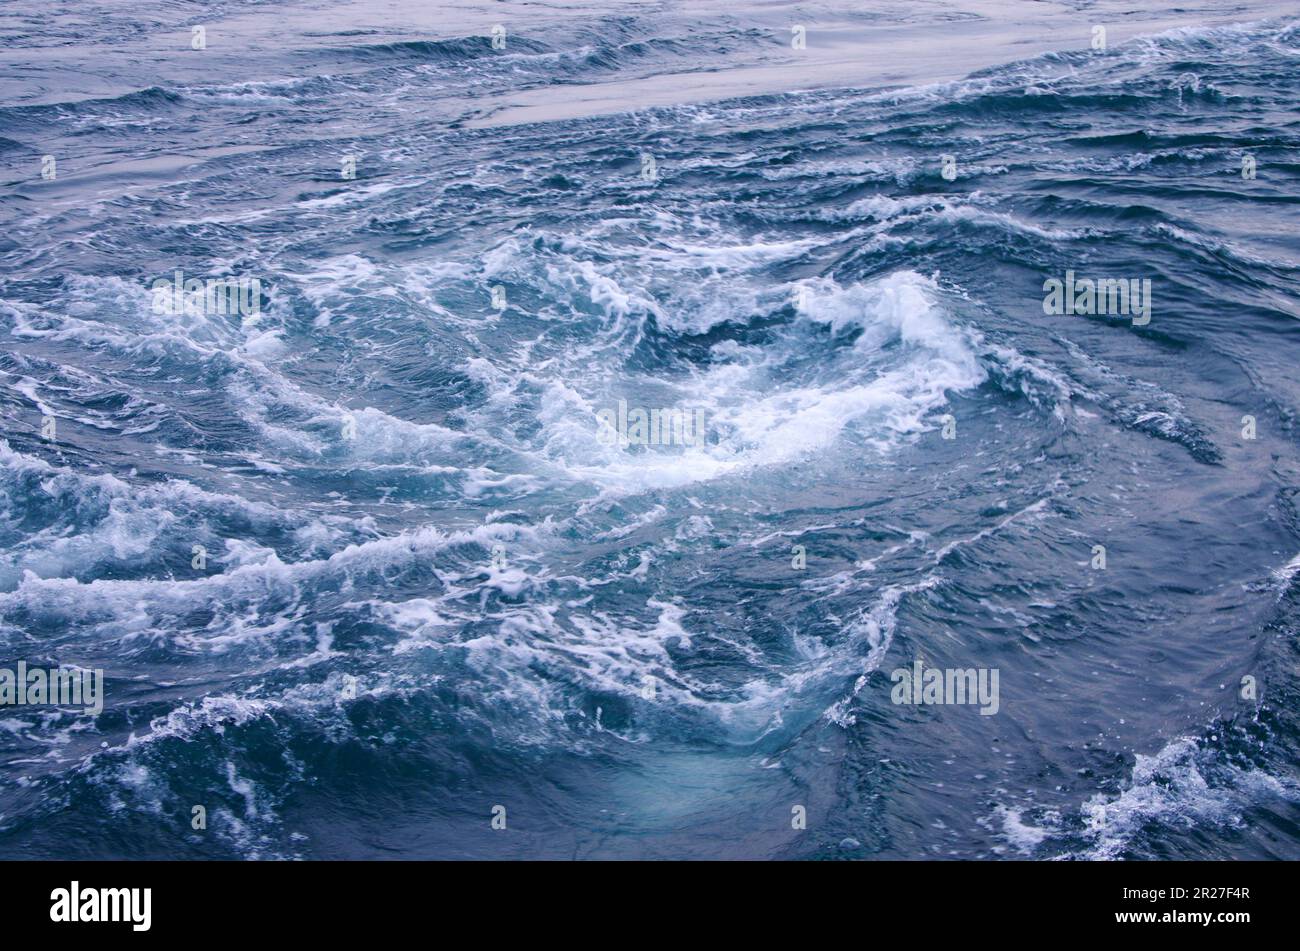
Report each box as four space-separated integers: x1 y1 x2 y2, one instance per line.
1 1 1299 859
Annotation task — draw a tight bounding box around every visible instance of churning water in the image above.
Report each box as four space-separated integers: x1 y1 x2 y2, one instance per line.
1 0 1298 859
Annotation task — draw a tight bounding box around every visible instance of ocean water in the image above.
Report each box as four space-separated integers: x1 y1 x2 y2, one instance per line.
1 0 1299 860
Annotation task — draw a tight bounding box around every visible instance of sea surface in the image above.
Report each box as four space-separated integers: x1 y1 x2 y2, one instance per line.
1 0 1299 859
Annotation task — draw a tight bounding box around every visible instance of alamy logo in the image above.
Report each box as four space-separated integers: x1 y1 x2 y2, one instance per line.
50 882 151 931
890 660 1000 715
151 270 261 318
596 400 707 447
0 663 103 715
1042 270 1151 326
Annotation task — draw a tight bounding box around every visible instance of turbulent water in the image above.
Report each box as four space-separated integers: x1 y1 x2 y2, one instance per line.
2 1 1299 860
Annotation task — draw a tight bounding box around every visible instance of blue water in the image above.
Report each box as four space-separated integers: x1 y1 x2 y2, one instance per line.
2 1 1299 859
